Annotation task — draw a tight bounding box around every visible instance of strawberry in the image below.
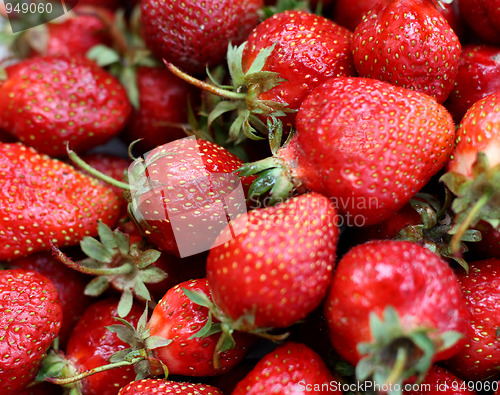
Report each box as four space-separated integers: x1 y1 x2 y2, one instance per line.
440 91 500 254
47 298 144 395
352 0 461 103
0 56 131 156
0 143 122 260
444 45 500 123
445 259 500 381
457 0 500 44
124 66 200 153
241 77 456 226
205 192 338 332
325 240 470 387
5 251 93 347
166 10 355 140
140 0 263 75
0 269 63 393
118 379 223 395
404 365 476 395
231 342 341 394
469 220 500 259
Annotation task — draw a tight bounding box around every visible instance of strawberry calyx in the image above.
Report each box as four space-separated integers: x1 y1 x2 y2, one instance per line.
36 350 85 395
52 221 167 318
356 307 463 394
165 42 295 143
394 192 481 272
441 152 500 256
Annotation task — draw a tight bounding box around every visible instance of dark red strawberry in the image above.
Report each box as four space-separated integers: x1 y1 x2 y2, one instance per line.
0 143 122 260
124 66 200 153
446 259 500 380
404 366 476 395
469 220 500 259
352 0 461 103
75 0 126 11
5 251 93 347
47 299 144 395
79 153 130 198
445 45 500 123
232 342 341 394
205 193 338 332
325 240 470 387
440 91 500 254
0 56 131 156
0 269 63 393
17 382 63 395
118 379 223 395
141 0 263 75
241 77 456 226
457 0 500 44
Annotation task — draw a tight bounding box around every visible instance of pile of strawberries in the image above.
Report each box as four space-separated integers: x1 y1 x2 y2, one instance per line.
0 0 499 394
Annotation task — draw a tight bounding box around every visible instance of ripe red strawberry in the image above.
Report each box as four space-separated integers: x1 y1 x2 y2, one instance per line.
445 259 500 380
146 279 254 377
470 220 500 259
79 153 130 198
5 251 93 347
118 379 223 395
445 45 500 123
441 91 500 253
242 77 455 226
124 66 200 153
325 240 470 386
0 269 63 393
141 0 263 75
352 0 461 103
404 366 476 395
48 299 143 395
206 193 338 332
0 56 131 156
458 0 500 44
232 342 341 394
0 143 122 260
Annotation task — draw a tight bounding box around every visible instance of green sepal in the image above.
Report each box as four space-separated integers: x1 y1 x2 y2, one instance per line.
97 221 118 250
84 276 110 297
133 278 152 303
245 41 277 75
118 287 135 318
87 44 121 67
182 288 213 308
144 336 172 350
80 236 114 263
227 42 246 89
136 250 162 269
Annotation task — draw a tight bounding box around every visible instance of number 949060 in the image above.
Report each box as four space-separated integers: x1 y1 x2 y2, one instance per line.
5 1 53 15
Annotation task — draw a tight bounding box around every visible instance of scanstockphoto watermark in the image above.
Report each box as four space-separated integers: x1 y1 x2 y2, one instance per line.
298 380 436 393
1 0 79 33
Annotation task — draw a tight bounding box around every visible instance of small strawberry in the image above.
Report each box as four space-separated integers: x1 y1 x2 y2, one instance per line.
118 379 223 395
404 366 476 395
141 0 263 75
352 0 461 103
445 45 500 123
240 77 456 226
325 240 470 387
445 259 500 381
5 251 93 347
205 192 338 333
0 56 131 156
0 269 63 393
457 0 500 44
231 342 341 394
0 143 122 260
440 91 500 254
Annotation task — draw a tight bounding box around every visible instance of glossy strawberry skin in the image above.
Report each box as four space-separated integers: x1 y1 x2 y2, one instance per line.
232 342 341 395
147 279 254 377
124 66 200 153
447 92 500 178
287 77 455 226
207 193 338 330
352 0 461 103
141 0 263 75
0 269 63 394
0 56 131 156
446 259 500 380
325 240 470 366
129 137 251 257
6 251 93 347
404 366 476 395
0 143 122 260
445 45 500 123
118 379 223 395
242 10 355 126
458 0 500 44
66 299 144 395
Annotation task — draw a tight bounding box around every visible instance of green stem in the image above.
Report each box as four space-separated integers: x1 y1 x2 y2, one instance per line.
164 61 246 101
66 144 131 191
450 191 492 255
385 347 407 386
